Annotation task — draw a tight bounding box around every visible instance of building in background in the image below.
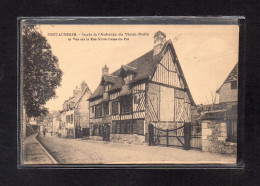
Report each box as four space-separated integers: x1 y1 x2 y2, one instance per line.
199 63 238 154
194 63 238 121
88 31 195 143
52 115 60 134
216 63 238 107
62 81 92 138
215 63 238 142
58 110 66 136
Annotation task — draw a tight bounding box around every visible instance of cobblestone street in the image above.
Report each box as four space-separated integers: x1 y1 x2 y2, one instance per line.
37 134 236 164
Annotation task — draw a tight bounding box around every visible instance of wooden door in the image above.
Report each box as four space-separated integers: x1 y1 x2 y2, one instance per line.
103 123 110 141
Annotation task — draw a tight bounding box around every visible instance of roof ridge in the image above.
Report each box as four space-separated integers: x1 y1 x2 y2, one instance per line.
110 49 154 76
105 74 118 78
89 39 196 105
122 64 137 69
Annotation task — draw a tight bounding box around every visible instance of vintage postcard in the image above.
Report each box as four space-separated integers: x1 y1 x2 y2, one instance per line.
19 17 241 167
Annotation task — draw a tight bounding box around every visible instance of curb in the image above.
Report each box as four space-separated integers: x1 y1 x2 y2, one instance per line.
36 135 58 164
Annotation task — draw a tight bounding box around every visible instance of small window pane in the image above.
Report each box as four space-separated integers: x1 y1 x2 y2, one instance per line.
231 80 237 89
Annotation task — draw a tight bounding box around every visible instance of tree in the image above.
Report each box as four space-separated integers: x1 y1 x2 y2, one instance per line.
204 85 219 111
22 25 62 117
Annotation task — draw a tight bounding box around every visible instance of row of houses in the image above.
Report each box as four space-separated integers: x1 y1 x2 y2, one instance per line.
51 81 92 138
49 31 238 154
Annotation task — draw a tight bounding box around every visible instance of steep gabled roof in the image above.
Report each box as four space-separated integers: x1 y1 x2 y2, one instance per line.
88 49 159 100
63 83 92 109
88 40 195 106
216 63 238 93
65 96 77 107
74 84 92 108
89 85 104 100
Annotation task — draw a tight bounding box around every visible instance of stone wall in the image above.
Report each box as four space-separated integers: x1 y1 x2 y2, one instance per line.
89 136 103 141
110 134 146 145
201 120 237 155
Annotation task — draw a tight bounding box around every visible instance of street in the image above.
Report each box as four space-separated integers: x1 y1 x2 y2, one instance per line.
37 134 236 164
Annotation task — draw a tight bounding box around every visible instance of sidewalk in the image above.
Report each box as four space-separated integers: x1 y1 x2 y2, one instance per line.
23 134 56 164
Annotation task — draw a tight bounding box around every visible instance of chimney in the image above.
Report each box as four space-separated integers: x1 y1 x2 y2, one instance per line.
73 86 81 97
153 31 166 56
81 80 87 92
102 65 109 75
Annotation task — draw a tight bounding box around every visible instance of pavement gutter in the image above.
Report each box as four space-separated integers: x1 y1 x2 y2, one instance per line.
36 134 58 164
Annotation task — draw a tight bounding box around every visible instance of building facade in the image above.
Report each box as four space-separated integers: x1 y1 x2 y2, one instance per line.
195 63 238 155
216 63 238 106
62 81 92 138
58 110 66 136
215 63 238 142
88 31 195 143
52 115 60 134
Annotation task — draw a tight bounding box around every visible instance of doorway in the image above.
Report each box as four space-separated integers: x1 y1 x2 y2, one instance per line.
103 123 110 141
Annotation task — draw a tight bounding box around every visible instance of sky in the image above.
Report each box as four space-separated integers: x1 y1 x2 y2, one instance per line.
38 24 239 112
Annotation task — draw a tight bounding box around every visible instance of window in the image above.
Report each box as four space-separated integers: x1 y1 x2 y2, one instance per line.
92 124 99 136
115 120 137 134
70 114 73 123
123 74 133 84
231 80 237 89
105 84 110 92
95 104 102 118
121 95 133 114
103 102 109 116
133 92 145 112
66 115 71 123
112 101 119 115
90 106 95 119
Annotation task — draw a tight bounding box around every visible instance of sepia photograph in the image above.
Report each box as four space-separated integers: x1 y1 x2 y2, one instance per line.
19 18 240 166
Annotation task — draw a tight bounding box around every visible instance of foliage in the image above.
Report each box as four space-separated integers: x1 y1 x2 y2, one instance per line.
22 25 62 117
26 125 37 137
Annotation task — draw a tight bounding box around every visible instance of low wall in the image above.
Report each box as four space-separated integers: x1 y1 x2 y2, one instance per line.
89 136 103 141
110 134 146 145
201 120 237 155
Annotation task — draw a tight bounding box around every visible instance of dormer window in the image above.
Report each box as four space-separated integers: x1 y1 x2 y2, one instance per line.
105 83 111 92
119 65 136 84
124 74 134 84
67 104 71 111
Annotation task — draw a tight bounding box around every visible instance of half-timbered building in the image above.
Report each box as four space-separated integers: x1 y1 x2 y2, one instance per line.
88 31 195 143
